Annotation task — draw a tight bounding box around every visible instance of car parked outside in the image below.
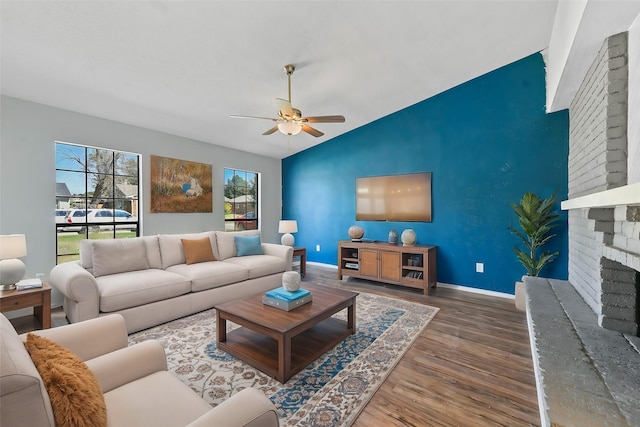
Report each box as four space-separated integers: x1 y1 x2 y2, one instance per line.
235 211 257 230
61 208 137 233
55 209 69 224
86 209 138 231
62 209 91 232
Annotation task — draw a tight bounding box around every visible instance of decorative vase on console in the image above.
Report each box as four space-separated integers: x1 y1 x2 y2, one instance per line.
401 229 417 246
388 229 398 244
348 225 364 240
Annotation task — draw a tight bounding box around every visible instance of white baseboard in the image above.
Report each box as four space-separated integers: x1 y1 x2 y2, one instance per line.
308 262 514 299
436 282 514 299
308 261 337 269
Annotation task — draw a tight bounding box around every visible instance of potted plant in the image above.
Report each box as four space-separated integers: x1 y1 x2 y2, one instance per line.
509 191 560 310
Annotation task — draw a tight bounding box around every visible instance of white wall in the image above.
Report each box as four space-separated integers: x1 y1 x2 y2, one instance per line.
545 0 640 112
0 96 282 307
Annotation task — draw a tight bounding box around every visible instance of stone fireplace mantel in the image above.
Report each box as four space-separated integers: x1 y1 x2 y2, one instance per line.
561 183 640 210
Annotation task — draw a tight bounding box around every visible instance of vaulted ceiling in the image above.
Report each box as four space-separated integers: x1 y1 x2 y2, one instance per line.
0 1 605 159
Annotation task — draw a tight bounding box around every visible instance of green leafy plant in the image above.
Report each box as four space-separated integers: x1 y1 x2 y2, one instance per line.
509 191 560 277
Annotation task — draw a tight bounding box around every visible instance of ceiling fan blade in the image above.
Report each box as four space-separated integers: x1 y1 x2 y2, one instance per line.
301 124 324 137
276 98 294 118
230 115 278 121
262 126 279 135
303 115 346 123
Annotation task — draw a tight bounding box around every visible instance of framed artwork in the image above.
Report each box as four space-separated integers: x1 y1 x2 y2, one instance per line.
150 155 212 213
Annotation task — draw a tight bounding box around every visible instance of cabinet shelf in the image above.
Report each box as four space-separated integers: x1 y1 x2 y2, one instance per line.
402 266 423 271
338 240 437 295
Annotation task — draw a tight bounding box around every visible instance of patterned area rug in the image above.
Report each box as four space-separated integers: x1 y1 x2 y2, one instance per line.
129 291 438 426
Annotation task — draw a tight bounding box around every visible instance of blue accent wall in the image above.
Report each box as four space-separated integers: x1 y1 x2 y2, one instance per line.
282 53 569 294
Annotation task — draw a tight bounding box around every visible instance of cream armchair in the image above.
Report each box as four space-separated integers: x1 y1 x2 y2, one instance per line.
0 313 279 427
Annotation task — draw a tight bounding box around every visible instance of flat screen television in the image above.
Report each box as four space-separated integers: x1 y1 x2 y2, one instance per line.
356 172 432 222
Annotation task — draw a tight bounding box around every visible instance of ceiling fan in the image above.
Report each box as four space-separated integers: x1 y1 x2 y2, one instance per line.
231 64 345 137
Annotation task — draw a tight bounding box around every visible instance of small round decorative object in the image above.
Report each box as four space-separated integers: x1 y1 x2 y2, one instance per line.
282 271 301 292
401 229 417 246
388 229 398 244
348 225 364 240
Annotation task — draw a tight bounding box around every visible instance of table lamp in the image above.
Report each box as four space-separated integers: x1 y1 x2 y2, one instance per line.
0 234 27 290
278 220 298 246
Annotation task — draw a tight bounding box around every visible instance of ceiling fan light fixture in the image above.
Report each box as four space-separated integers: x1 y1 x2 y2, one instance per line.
278 122 302 136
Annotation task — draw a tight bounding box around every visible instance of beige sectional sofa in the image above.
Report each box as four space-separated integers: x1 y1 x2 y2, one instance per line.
50 230 293 333
0 313 280 427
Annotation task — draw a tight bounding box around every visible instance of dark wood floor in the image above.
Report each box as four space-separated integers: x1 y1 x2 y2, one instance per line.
309 265 540 427
12 264 539 426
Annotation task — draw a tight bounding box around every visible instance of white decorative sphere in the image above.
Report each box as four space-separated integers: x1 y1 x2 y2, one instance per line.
401 229 417 246
348 225 364 239
282 271 301 292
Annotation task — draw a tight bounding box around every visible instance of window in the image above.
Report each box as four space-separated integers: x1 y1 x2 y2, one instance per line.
224 168 258 231
55 142 140 264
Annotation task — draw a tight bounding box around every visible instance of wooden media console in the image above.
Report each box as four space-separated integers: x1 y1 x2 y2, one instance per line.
338 240 437 295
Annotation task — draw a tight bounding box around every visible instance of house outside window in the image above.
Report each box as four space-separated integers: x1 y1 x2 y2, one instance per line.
55 142 140 264
224 168 258 231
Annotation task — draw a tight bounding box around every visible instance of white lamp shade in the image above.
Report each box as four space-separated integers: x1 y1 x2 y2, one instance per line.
278 220 298 233
0 234 27 288
278 122 302 136
0 234 27 259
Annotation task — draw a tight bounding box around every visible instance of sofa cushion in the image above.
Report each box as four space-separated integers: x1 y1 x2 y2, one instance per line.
181 237 216 264
143 236 163 269
80 236 161 273
223 255 287 280
96 269 191 313
91 238 150 278
158 232 216 269
166 262 249 293
24 333 107 427
215 230 260 260
103 371 211 426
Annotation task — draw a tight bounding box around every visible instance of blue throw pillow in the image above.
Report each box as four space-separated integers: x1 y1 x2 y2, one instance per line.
234 235 264 256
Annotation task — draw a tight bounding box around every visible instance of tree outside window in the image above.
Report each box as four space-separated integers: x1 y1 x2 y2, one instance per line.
224 168 258 231
55 142 140 263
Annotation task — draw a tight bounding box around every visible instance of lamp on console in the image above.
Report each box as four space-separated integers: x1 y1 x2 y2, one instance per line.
278 220 298 246
0 234 27 290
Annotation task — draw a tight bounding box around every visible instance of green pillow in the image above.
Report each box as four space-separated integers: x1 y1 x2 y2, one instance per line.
234 235 264 256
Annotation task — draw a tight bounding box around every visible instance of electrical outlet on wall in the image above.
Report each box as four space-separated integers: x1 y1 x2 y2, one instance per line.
316 244 321 252
476 262 484 273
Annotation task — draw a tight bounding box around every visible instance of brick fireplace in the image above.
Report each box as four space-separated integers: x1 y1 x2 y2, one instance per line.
564 31 640 336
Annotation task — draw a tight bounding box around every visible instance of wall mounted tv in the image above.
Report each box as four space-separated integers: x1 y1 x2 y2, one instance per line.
356 172 432 222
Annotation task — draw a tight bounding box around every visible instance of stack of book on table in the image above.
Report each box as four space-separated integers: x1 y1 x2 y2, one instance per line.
262 287 312 311
16 278 43 291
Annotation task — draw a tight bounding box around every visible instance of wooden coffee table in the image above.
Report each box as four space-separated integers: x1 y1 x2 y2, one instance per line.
215 283 358 383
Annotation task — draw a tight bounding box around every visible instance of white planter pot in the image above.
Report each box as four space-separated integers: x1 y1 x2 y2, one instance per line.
515 281 526 312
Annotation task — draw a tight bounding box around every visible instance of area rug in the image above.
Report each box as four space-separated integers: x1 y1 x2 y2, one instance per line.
129 291 438 426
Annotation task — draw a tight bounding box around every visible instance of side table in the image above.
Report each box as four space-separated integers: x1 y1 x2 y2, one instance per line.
292 247 306 279
0 282 51 329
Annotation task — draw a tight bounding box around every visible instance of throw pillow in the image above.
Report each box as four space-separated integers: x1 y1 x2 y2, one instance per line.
181 237 216 264
234 235 264 257
24 333 107 427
